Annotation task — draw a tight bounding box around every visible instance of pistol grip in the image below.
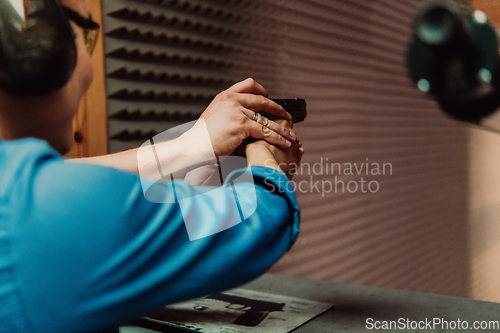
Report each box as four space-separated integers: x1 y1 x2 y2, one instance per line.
233 309 269 327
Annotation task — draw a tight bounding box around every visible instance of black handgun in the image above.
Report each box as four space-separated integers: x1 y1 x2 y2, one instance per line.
206 292 285 327
265 98 307 123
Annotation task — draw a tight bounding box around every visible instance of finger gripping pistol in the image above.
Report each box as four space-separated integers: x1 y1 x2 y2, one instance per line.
264 98 307 123
206 292 285 327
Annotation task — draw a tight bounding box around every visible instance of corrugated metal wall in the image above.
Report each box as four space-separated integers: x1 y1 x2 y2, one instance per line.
256 0 471 297
103 0 472 297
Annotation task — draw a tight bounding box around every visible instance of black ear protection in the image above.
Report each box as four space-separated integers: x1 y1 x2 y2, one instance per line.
0 0 77 95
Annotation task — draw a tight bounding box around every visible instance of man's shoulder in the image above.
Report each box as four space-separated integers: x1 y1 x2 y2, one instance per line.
0 138 60 173
0 138 59 160
0 138 60 195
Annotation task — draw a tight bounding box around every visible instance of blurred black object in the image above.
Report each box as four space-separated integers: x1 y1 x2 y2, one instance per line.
264 98 307 123
407 0 500 123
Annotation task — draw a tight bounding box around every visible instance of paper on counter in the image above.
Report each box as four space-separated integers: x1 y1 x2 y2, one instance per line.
134 288 333 333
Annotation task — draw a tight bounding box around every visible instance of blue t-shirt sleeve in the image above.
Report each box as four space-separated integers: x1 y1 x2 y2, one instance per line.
9 142 300 332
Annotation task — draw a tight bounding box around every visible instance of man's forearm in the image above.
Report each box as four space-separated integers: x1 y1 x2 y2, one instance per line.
69 122 217 178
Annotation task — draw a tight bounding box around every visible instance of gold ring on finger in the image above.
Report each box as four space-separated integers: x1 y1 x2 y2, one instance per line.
262 125 272 137
261 116 270 128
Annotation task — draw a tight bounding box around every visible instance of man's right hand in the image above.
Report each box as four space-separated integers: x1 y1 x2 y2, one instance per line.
197 78 297 157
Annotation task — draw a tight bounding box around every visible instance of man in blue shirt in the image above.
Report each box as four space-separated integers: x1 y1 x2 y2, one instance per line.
0 0 304 332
